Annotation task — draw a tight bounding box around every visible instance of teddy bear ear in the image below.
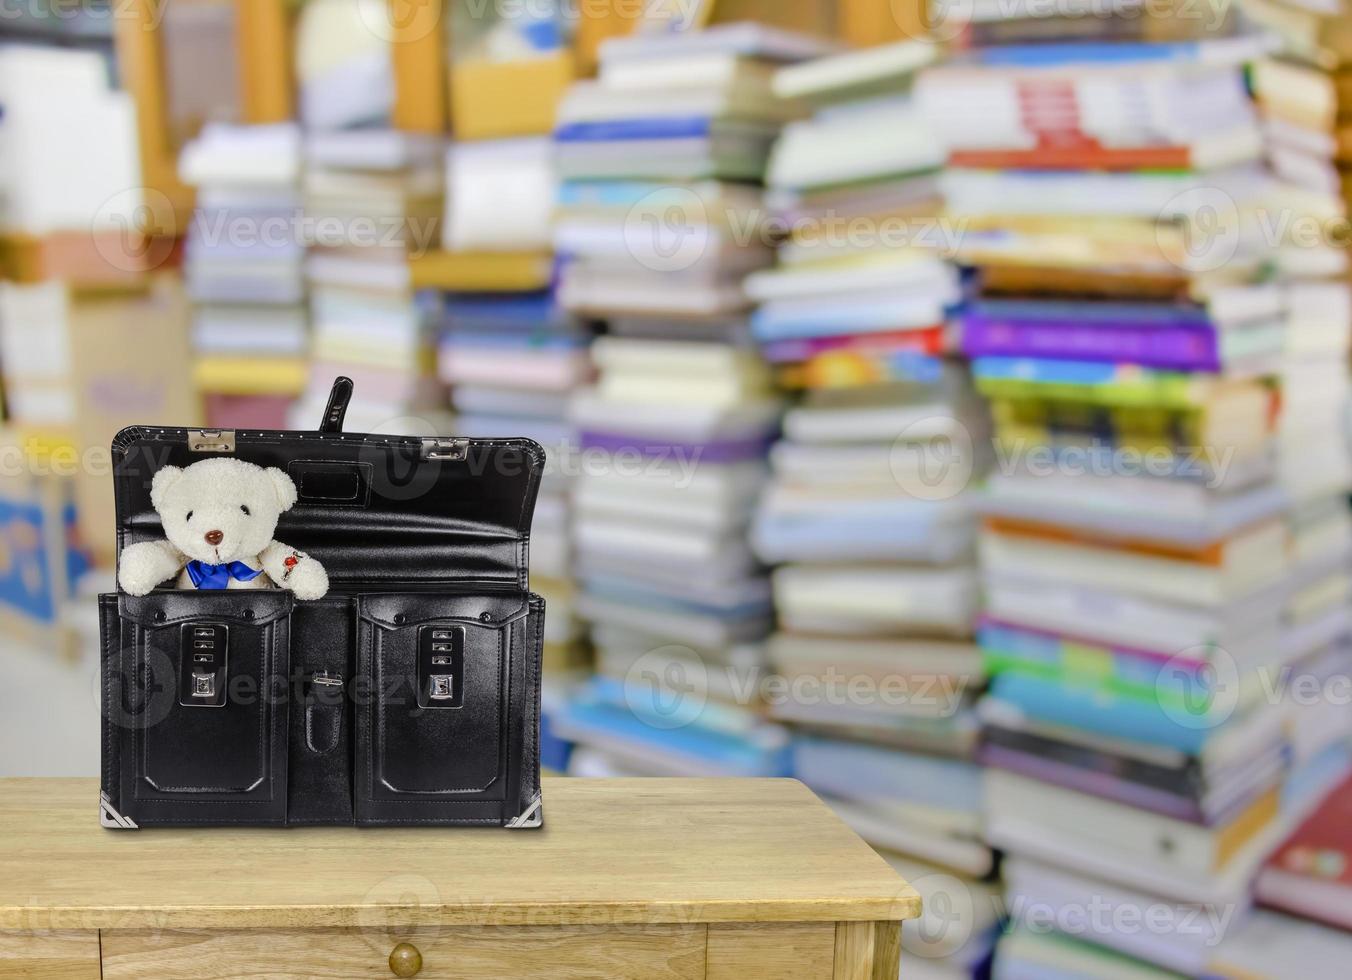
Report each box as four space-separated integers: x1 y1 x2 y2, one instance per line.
265 467 300 513
149 466 184 512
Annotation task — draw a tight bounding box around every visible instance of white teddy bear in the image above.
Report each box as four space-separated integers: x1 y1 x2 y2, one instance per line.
118 458 329 600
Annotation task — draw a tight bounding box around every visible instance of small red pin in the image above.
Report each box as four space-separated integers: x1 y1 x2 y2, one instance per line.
283 556 299 568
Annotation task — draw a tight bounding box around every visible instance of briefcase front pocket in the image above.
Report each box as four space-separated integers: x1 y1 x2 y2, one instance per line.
353 593 539 826
101 590 293 826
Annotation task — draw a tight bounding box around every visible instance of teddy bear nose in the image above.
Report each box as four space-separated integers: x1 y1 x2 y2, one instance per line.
204 530 224 546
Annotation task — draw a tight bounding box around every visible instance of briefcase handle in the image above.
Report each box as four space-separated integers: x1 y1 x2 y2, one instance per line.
319 377 354 434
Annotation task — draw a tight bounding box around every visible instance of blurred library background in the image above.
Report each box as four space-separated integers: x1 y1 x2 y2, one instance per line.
3 0 1352 975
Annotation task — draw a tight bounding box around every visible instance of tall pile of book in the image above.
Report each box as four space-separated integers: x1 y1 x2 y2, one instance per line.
746 39 997 979
295 129 445 431
918 7 1310 974
292 0 445 431
436 131 592 772
1248 2 1352 820
551 23 834 777
179 124 308 428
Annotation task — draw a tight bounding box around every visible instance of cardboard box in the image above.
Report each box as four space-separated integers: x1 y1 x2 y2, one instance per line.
65 276 200 565
0 466 87 659
450 52 575 140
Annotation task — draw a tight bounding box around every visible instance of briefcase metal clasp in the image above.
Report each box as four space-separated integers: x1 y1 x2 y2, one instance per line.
180 623 228 708
417 626 464 708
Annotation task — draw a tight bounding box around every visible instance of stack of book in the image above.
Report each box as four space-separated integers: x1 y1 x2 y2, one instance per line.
439 2 582 766
179 124 308 428
296 128 446 431
1249 6 1352 819
918 9 1302 973
0 45 142 246
1257 772 1352 931
747 40 995 979
556 328 791 777
0 44 146 428
553 23 831 316
294 0 393 133
552 23 834 777
1244 0 1352 213
436 130 592 765
438 283 595 725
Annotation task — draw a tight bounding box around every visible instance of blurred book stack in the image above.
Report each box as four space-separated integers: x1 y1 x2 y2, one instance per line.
0 43 191 648
1248 6 1352 818
0 44 146 430
919 4 1306 974
551 23 835 777
295 130 445 432
747 39 994 979
179 123 308 428
1257 771 1352 930
292 0 445 431
436 7 591 772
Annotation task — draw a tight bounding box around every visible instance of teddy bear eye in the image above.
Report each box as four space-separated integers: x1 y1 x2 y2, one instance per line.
240 505 251 516
186 511 193 522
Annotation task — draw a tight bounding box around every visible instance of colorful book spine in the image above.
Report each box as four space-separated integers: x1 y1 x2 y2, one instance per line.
962 309 1224 371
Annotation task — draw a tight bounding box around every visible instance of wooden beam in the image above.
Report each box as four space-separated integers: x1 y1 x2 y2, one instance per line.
837 0 928 46
390 0 448 133
113 0 194 236
237 0 295 122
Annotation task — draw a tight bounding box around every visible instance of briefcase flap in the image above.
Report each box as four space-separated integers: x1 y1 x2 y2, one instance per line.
110 382 544 591
119 589 295 628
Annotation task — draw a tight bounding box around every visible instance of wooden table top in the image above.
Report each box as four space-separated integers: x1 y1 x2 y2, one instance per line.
0 777 921 930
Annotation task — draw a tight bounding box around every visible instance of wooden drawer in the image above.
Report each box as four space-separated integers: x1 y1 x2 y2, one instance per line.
100 925 707 979
0 930 101 979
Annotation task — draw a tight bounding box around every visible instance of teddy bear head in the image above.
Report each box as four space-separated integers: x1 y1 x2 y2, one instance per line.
150 458 299 565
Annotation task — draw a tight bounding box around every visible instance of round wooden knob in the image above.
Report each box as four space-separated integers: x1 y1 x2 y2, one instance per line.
388 942 423 977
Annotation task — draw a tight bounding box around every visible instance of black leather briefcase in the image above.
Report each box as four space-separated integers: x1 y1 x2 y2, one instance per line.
98 378 546 829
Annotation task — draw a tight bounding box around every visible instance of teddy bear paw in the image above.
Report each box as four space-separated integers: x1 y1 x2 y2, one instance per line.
284 560 329 601
118 541 177 596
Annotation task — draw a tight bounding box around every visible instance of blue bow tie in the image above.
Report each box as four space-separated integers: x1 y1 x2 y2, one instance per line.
186 560 264 590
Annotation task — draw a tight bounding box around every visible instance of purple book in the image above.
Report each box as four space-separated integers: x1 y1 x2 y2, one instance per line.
977 743 1208 823
579 430 772 464
961 303 1224 372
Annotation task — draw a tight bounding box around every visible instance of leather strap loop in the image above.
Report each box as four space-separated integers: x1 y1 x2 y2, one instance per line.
319 376 354 434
